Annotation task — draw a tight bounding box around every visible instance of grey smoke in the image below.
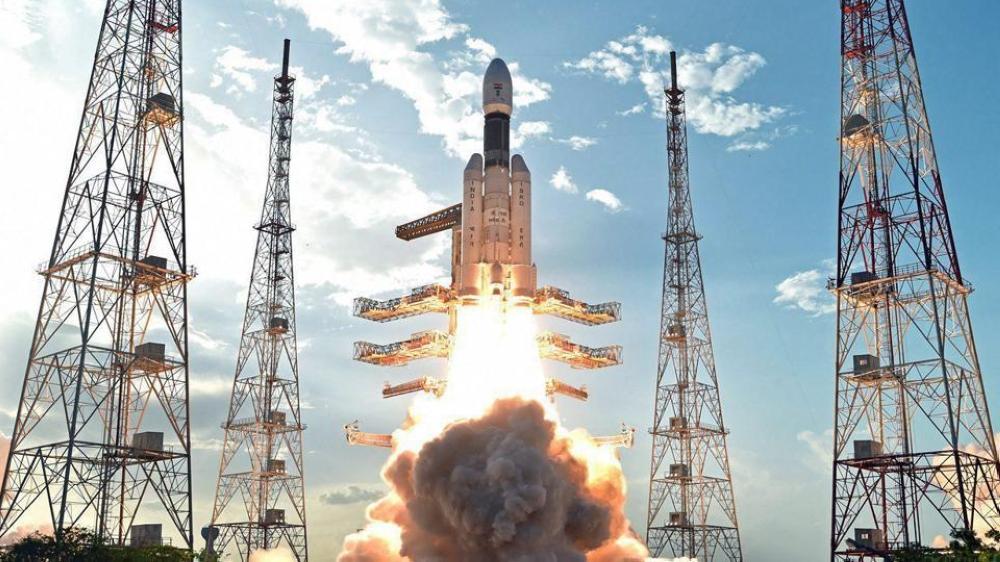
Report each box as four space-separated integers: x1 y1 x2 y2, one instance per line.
321 485 385 506
341 398 616 562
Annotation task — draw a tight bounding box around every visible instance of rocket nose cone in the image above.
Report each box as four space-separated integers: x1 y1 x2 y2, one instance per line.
465 153 483 172
511 154 529 174
483 58 513 115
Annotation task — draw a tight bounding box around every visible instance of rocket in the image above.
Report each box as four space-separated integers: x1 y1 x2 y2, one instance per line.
460 58 537 304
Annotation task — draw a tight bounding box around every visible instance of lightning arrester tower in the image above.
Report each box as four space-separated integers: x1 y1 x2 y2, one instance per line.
0 0 192 549
645 51 743 562
830 1 1000 559
209 40 308 561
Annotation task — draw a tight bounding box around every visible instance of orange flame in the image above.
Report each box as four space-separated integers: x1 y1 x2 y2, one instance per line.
339 298 647 560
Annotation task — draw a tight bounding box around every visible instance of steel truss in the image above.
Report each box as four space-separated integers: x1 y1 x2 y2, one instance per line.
209 41 307 561
0 0 192 548
646 52 743 561
830 1 1000 559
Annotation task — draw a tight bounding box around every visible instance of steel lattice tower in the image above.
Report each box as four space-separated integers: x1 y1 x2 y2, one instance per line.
209 40 307 562
830 1 1000 559
645 52 743 562
0 0 192 549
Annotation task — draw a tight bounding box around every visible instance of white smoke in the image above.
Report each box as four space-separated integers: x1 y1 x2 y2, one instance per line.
249 546 296 562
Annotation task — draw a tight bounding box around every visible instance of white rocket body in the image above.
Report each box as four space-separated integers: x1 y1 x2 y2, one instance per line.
460 58 536 304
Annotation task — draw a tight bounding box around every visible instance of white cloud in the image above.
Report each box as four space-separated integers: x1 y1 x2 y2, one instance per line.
565 48 635 84
566 27 786 139
617 103 645 116
774 263 836 316
464 37 496 62
190 376 232 397
335 94 356 106
0 0 41 50
0 2 82 317
585 189 624 212
289 65 331 100
549 166 578 194
516 120 551 140
215 45 277 94
727 140 770 152
190 327 228 352
320 485 385 506
796 429 833 474
274 0 551 159
557 135 597 151
185 91 450 307
729 124 799 153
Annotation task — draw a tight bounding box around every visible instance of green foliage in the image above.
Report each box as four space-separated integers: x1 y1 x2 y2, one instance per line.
0 528 199 562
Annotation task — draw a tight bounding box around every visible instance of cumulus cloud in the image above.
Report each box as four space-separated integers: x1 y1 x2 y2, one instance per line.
215 45 278 94
774 262 836 316
796 429 833 474
516 120 552 142
185 91 450 306
616 103 645 116
549 166 578 194
557 135 597 151
190 376 232 397
275 0 552 159
586 189 624 213
566 26 786 140
727 140 770 152
0 0 41 50
320 485 384 506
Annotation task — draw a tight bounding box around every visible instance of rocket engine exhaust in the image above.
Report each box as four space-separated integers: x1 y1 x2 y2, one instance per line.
339 398 646 562
342 58 643 561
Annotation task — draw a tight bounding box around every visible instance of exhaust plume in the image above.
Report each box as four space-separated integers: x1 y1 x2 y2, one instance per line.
249 546 296 562
340 302 646 560
339 398 647 561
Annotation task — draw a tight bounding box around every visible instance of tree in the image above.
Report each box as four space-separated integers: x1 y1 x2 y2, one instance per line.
0 528 201 562
893 529 1000 562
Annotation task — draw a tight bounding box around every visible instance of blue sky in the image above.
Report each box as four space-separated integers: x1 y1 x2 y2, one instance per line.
2 0 1000 560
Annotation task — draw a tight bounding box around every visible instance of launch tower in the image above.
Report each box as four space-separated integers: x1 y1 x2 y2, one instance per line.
0 0 193 549
830 1 1000 558
208 40 308 561
645 52 743 561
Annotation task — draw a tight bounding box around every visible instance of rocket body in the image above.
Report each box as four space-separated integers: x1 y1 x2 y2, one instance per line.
460 58 536 303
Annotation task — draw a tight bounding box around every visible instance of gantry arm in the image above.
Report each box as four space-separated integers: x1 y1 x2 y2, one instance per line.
593 424 637 449
395 204 462 241
354 330 451 366
344 421 393 448
536 332 622 369
382 377 447 399
533 286 621 326
354 284 454 323
545 378 589 401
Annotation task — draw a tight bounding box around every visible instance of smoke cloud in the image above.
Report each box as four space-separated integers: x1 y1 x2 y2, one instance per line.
339 398 647 561
0 523 55 547
249 546 296 562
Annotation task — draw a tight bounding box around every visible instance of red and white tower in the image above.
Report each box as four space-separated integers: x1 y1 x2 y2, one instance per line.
208 40 308 561
831 1 1000 558
0 0 193 549
645 51 743 562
